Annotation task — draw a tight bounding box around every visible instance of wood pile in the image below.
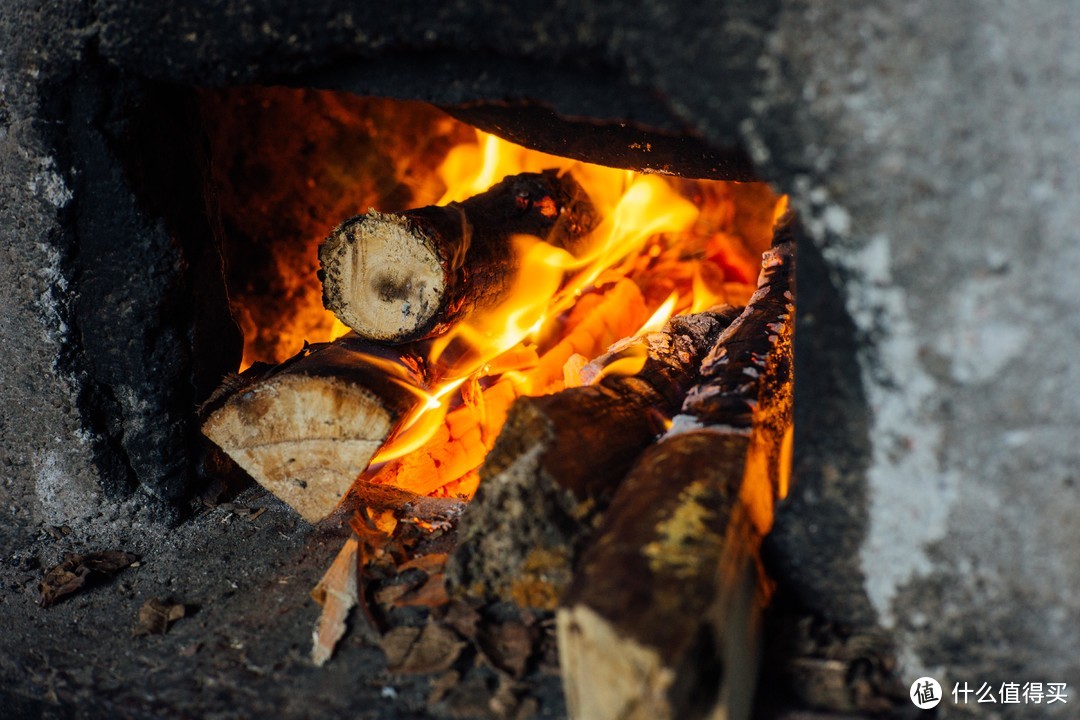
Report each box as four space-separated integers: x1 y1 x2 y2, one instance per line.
200 167 794 720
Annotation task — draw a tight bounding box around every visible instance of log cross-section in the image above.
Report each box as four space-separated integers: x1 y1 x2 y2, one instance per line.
201 337 421 522
319 170 597 343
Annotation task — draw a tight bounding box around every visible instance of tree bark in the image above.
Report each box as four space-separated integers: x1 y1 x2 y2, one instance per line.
447 309 739 608
557 432 761 720
318 170 597 343
555 212 797 720
201 336 421 522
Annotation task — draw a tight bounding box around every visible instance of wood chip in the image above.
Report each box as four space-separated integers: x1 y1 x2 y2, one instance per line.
38 551 138 608
133 598 186 636
374 557 450 611
428 670 460 705
311 538 360 667
441 600 482 641
398 552 448 574
395 573 449 609
478 620 534 678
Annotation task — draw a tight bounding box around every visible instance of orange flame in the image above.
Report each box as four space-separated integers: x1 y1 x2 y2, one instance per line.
638 292 680 336
371 133 717 463
367 130 782 470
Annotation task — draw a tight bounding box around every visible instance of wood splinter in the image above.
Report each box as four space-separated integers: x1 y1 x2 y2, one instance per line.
319 169 598 343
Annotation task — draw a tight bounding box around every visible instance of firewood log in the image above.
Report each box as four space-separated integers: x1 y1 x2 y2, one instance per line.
675 214 796 435
201 336 421 522
556 213 796 720
446 308 739 608
318 170 597 343
558 432 760 720
675 214 796 532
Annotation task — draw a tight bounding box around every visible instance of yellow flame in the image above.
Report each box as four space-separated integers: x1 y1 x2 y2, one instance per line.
581 292 678 384
369 128 782 465
585 344 650 384
329 317 351 341
638 292 678 336
371 377 467 463
690 267 716 314
772 194 790 224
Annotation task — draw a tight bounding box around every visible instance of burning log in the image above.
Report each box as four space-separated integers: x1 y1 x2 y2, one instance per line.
360 278 649 499
201 337 421 522
676 216 796 531
318 170 598 343
447 307 739 608
556 216 796 720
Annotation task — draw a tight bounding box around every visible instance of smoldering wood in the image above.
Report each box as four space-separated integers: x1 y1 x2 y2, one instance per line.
319 170 598 343
201 336 421 523
555 213 797 720
676 215 796 432
447 309 738 608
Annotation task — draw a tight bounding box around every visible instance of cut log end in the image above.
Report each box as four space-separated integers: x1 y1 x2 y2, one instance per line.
320 170 597 343
202 374 394 522
557 605 677 720
558 562 760 720
320 211 447 342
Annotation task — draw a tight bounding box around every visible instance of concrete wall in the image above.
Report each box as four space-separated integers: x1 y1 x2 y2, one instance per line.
754 2 1080 713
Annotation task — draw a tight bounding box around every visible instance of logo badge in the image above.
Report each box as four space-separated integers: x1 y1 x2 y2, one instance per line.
910 676 943 709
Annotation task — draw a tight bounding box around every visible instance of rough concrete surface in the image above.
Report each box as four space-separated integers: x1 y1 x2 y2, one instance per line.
747 2 1080 716
3 0 1079 718
0 2 104 528
0 487 483 720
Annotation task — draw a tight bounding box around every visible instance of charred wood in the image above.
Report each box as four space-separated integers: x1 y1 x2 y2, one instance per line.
447 308 738 608
319 170 597 343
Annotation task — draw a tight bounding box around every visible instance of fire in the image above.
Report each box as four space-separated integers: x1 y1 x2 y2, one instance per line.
210 90 784 498
364 129 781 490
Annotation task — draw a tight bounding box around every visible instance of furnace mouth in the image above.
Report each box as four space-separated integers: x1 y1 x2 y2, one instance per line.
188 88 796 720
64 81 895 720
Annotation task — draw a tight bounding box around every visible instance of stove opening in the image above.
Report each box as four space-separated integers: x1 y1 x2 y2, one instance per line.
108 85 822 720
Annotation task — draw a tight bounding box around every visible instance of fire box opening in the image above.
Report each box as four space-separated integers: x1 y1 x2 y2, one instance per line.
93 82 800 720
198 87 789 515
